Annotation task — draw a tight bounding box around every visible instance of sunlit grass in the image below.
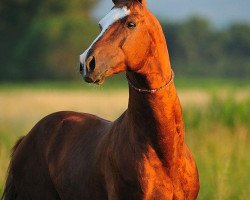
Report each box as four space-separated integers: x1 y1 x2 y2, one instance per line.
188 126 250 200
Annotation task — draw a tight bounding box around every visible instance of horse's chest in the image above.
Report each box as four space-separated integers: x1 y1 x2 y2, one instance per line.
139 147 199 200
104 146 173 200
139 148 174 200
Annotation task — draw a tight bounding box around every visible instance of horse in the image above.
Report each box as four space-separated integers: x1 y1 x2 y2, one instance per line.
1 0 199 199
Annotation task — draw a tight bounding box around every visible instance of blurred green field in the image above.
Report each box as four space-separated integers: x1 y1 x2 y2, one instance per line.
0 78 250 199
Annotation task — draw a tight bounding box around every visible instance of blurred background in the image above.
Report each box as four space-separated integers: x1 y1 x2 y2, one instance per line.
0 0 249 199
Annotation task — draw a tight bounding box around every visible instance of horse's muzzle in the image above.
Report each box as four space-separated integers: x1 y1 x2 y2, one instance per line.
80 55 106 85
80 65 105 85
84 75 105 85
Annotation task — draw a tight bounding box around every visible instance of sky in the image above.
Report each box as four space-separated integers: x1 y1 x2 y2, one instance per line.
92 0 250 27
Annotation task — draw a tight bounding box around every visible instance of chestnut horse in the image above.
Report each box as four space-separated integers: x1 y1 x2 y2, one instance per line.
1 0 199 199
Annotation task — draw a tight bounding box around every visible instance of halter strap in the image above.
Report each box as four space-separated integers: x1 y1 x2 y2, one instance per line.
126 70 174 94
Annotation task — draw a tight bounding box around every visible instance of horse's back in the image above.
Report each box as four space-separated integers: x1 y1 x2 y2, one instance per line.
6 111 111 200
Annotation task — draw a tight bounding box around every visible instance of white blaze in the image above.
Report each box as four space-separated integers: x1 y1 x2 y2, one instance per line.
80 7 131 76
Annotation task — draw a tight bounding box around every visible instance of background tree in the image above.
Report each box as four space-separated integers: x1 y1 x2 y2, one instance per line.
163 18 250 78
0 0 98 81
0 1 249 81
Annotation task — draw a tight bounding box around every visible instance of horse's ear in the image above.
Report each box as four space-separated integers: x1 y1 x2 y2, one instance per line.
112 0 119 5
137 0 147 7
112 0 147 7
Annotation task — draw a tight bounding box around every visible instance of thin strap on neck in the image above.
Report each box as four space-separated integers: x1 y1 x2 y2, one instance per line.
126 69 174 94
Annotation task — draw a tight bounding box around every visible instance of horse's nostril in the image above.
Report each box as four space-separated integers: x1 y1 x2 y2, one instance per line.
80 63 84 73
89 56 96 71
87 56 96 72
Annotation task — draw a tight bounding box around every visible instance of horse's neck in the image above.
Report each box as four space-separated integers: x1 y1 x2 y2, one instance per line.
126 53 185 166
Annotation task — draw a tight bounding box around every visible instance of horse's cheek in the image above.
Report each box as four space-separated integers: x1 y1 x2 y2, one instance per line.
123 39 149 69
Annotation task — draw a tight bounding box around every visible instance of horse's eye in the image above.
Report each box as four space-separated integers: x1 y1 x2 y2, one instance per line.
127 22 136 29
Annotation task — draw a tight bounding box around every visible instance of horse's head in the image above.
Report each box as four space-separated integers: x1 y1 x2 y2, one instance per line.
80 0 168 84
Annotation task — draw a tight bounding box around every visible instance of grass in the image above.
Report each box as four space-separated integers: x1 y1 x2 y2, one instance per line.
185 99 250 200
0 74 249 91
0 79 249 199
